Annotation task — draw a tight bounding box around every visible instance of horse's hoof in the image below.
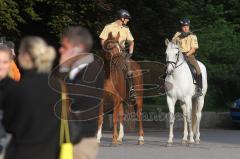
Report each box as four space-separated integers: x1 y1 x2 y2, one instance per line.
97 139 101 144
187 140 195 147
117 140 123 145
189 141 195 144
181 140 188 145
167 143 173 147
167 142 173 147
138 140 144 145
111 142 118 147
195 140 200 144
112 139 119 146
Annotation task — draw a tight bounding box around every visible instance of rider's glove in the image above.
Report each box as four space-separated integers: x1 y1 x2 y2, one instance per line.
126 53 132 59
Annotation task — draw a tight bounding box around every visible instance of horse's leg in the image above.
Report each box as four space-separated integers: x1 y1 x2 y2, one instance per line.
194 96 204 144
117 102 124 144
112 98 120 145
132 68 144 145
167 96 176 145
136 97 144 145
97 100 104 144
185 97 194 144
180 103 188 144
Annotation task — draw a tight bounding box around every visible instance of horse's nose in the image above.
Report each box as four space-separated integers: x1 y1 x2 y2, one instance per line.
166 63 174 74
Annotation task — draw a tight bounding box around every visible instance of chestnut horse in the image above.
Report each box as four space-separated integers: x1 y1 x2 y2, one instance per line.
97 32 144 145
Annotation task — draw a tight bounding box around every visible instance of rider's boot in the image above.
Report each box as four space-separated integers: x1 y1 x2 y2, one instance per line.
128 73 136 101
196 73 203 96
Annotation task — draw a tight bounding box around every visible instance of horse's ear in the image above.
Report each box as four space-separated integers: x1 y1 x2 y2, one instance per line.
165 39 170 46
116 32 120 41
108 32 113 39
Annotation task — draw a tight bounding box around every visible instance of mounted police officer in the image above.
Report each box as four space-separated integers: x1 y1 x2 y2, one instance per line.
99 9 134 54
172 18 203 96
99 9 136 99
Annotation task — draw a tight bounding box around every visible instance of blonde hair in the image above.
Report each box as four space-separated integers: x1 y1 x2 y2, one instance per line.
19 36 56 73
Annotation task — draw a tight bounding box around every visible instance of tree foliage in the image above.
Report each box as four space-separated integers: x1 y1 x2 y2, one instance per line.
0 0 239 110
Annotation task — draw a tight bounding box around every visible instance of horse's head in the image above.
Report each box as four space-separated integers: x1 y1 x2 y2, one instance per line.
103 32 122 58
165 39 182 74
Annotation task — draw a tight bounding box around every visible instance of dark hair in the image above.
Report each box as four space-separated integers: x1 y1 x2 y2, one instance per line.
5 41 15 50
0 44 13 59
62 26 93 52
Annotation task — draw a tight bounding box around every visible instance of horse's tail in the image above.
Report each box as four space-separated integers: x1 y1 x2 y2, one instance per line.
192 98 198 135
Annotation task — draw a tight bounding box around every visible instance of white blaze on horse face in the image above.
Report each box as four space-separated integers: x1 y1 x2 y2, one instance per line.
166 43 179 74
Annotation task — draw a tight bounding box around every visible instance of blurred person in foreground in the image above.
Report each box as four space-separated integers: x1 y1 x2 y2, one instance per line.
0 44 14 154
0 37 60 159
0 41 20 154
58 26 105 159
5 41 21 81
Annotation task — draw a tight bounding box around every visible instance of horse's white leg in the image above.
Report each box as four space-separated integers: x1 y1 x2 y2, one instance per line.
180 103 188 144
117 103 124 143
167 96 176 144
185 97 194 144
97 101 104 144
117 123 124 142
97 122 103 143
195 96 204 144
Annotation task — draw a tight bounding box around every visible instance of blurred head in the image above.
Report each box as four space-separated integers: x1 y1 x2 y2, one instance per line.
180 18 190 33
0 44 13 80
59 26 93 55
18 36 56 73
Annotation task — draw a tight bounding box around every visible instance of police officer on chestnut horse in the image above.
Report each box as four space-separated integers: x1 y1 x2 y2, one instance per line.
99 9 136 99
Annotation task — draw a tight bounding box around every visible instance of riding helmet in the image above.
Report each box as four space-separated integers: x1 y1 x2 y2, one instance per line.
180 18 190 26
117 9 131 19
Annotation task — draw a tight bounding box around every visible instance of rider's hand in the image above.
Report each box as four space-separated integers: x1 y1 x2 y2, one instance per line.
127 53 132 59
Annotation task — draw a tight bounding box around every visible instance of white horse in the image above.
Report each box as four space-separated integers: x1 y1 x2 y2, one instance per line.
165 39 207 145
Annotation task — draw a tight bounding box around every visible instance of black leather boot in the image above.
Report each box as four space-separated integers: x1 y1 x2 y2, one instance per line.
128 74 136 101
196 74 203 96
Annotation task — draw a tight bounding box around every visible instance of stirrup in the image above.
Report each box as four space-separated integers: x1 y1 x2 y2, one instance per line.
129 87 136 99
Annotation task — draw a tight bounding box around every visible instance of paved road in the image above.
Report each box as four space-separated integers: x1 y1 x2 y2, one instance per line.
97 129 240 159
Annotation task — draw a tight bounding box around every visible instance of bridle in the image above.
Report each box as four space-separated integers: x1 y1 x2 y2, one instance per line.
166 48 185 70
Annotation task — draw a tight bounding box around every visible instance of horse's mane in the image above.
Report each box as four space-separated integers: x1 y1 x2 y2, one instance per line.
171 39 180 47
102 38 127 79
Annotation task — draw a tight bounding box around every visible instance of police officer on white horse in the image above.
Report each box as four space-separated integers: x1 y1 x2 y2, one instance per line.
172 18 203 96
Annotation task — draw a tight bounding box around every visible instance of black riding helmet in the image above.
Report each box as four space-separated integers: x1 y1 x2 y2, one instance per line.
117 9 131 19
180 18 190 26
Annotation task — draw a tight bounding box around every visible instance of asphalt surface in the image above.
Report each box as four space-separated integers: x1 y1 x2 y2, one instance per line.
0 129 239 159
97 129 240 159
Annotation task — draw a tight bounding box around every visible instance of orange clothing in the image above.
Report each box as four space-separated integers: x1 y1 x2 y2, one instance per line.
9 61 21 81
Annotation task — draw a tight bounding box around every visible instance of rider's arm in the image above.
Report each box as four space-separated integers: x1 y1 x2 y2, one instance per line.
186 35 199 56
129 41 134 54
99 25 109 47
126 28 134 54
186 48 197 56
